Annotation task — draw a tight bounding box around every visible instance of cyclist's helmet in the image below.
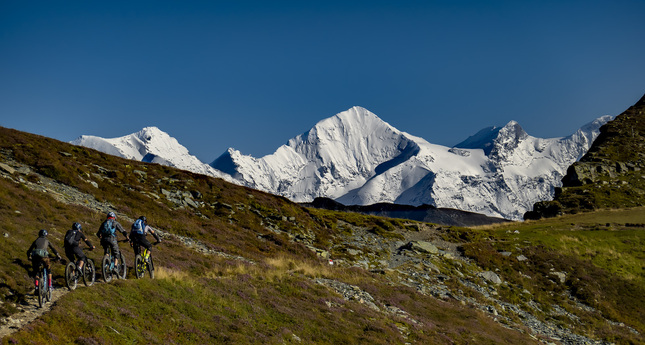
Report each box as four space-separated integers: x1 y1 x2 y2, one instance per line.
139 216 147 223
107 211 116 219
73 222 81 231
38 229 48 237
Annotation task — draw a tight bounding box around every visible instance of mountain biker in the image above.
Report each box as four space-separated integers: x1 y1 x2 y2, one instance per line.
129 216 161 259
27 229 61 290
64 222 95 277
96 212 129 271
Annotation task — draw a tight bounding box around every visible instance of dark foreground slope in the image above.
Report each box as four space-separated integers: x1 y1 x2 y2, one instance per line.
303 197 510 226
527 93 645 219
0 126 643 344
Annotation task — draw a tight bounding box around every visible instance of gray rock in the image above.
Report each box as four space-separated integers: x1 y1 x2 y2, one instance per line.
404 241 438 254
347 248 361 256
480 271 502 285
0 163 15 175
550 271 566 283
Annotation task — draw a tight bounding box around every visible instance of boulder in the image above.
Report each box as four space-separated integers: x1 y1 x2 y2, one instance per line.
480 271 502 285
403 241 438 254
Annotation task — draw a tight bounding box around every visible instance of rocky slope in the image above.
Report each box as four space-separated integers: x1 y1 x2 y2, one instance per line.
2 126 643 344
527 93 645 219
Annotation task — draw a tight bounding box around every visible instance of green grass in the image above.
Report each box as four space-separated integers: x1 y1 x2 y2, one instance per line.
1 126 643 344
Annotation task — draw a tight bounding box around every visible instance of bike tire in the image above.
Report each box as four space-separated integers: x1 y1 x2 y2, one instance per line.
37 275 44 308
134 255 144 279
148 256 154 279
102 254 113 283
83 259 96 287
65 262 77 291
117 252 127 280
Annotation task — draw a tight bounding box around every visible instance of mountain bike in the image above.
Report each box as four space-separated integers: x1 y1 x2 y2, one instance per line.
133 243 158 279
65 247 96 290
102 240 128 282
35 258 58 308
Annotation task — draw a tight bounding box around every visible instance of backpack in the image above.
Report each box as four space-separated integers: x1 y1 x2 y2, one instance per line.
131 219 145 235
32 248 49 258
65 230 78 247
100 219 116 237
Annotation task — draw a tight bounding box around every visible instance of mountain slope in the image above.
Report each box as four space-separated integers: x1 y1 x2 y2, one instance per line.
527 93 645 218
70 127 232 182
1 126 643 344
69 108 611 220
212 107 611 220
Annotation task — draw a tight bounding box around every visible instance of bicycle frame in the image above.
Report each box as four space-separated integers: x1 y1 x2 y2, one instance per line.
134 245 155 279
36 262 51 308
101 241 127 282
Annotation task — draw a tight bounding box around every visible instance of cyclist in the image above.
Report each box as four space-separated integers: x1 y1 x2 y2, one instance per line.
63 222 95 277
27 229 61 290
96 212 129 272
129 216 161 260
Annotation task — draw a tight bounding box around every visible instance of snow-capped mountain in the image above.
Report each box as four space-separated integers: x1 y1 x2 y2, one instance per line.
70 127 232 181
211 107 612 220
70 107 612 220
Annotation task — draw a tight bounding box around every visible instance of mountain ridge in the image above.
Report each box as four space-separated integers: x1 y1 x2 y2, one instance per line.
71 107 612 220
526 93 645 219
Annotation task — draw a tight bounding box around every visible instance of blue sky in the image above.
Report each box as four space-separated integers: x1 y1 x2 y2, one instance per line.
1 1 644 162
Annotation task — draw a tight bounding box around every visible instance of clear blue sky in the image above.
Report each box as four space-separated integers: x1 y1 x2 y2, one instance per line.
1 1 644 162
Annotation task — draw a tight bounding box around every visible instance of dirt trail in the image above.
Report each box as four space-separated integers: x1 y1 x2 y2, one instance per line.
0 286 69 339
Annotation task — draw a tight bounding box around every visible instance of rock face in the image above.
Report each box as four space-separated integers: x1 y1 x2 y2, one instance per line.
526 93 645 219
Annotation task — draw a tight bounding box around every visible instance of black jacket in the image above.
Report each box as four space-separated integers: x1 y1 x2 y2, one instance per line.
64 229 93 249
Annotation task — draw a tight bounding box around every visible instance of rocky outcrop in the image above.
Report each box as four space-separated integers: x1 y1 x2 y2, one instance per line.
526 93 645 219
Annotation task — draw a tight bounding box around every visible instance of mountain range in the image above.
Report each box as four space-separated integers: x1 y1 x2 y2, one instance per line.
71 107 612 220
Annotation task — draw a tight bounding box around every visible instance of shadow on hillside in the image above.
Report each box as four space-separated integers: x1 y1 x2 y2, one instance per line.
13 258 32 276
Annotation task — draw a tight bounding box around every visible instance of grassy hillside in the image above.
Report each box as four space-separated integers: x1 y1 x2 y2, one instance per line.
0 126 643 344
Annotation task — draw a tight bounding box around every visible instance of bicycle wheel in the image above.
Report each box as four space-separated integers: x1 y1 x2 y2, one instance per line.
83 259 96 287
65 262 77 291
37 275 44 308
134 255 144 279
102 254 113 283
117 252 127 279
147 256 155 279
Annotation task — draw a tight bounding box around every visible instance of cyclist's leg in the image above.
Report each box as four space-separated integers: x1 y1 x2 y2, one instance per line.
140 236 152 258
132 234 143 256
31 258 40 286
109 237 120 266
101 239 110 256
73 246 86 271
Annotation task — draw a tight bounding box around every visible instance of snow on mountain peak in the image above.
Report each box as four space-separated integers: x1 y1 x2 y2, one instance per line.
70 127 232 182
210 108 612 220
72 107 614 220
